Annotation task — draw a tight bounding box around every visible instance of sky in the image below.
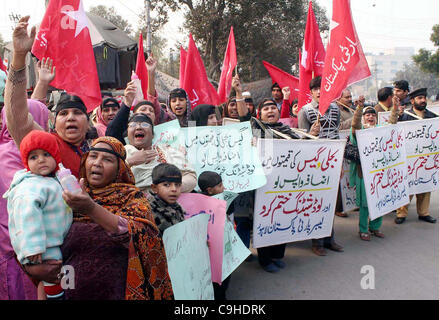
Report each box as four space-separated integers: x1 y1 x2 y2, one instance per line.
0 0 438 56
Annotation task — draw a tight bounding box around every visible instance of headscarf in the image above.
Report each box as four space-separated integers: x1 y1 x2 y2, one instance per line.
189 104 216 126
166 88 191 127
95 98 120 137
79 136 174 300
223 97 238 119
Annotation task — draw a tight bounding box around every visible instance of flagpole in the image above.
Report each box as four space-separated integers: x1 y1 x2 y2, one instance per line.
144 0 152 55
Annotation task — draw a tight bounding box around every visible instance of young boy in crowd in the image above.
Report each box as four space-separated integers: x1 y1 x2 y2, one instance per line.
149 163 186 236
198 171 232 301
3 130 73 300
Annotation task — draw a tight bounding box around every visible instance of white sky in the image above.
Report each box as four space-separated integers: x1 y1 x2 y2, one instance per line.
0 0 437 55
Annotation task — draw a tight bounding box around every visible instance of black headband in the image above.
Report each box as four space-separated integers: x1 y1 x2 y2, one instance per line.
153 175 182 185
55 100 88 117
363 107 376 115
102 98 120 109
89 147 126 161
262 102 277 108
129 113 154 125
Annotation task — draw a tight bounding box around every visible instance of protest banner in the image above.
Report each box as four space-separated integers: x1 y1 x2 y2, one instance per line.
253 139 345 249
152 119 184 151
399 118 439 195
378 111 391 126
181 122 267 193
222 220 251 281
163 214 214 300
338 130 358 212
178 193 227 284
356 124 410 220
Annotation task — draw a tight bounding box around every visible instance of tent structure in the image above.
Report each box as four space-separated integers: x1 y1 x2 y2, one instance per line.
87 13 137 90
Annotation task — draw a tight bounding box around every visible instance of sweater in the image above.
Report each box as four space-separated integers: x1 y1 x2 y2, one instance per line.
3 170 73 264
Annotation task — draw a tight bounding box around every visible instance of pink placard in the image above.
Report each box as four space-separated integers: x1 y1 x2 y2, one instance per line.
178 193 227 284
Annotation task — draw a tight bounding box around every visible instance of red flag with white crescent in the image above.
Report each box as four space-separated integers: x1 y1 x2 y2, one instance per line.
182 34 220 109
319 0 371 115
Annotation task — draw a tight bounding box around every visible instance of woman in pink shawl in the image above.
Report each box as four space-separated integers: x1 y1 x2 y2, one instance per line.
0 99 49 300
94 97 120 137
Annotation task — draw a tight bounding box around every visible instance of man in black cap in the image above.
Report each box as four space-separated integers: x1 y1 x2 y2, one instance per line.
396 87 437 224
393 80 411 109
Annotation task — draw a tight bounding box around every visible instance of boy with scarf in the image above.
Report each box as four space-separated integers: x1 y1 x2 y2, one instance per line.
3 130 73 300
148 163 186 236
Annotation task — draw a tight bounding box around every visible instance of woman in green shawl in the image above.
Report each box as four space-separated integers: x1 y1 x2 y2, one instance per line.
349 102 399 241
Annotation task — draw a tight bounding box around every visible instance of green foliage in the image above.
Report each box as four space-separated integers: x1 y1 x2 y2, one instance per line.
394 62 439 97
89 5 134 35
413 24 439 77
158 0 329 82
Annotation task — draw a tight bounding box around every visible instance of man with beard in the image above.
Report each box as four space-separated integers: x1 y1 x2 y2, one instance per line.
396 88 437 224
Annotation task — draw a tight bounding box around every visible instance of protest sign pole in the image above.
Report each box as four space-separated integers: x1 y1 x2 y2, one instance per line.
403 110 422 120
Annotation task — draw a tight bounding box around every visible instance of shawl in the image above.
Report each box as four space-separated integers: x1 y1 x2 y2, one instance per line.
79 137 174 300
148 192 185 237
94 106 108 137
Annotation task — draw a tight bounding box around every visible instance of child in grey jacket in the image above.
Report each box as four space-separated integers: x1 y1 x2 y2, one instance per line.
3 130 73 299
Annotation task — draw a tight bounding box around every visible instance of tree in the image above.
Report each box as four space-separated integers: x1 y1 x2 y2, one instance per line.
394 62 439 99
89 5 134 35
413 24 439 77
155 0 329 82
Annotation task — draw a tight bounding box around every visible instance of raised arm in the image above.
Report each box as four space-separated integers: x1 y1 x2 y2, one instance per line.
280 87 291 118
105 81 136 144
31 57 56 104
4 16 42 146
232 74 248 118
145 54 162 124
388 96 400 125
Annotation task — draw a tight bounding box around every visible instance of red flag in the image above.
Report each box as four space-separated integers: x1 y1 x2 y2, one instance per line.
217 26 237 104
262 61 299 103
135 34 149 99
301 1 326 75
298 50 313 111
179 46 187 88
182 34 220 109
31 0 102 112
319 0 371 115
298 1 326 109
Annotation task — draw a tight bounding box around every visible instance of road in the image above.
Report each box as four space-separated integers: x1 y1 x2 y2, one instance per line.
227 190 439 300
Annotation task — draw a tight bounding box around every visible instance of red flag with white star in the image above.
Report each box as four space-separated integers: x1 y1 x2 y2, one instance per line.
319 0 370 115
32 0 102 112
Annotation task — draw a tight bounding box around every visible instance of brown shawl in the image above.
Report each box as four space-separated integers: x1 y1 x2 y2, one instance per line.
79 136 174 300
